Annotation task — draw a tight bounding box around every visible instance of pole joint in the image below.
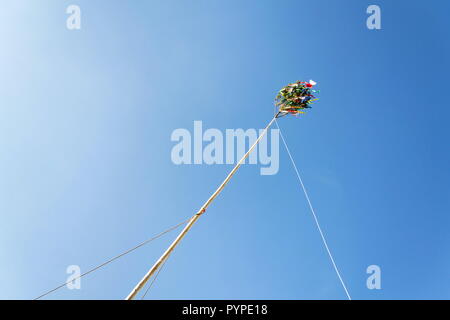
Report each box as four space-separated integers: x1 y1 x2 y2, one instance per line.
196 208 206 216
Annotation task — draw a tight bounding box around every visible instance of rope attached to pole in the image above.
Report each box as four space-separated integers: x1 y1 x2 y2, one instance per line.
275 119 352 300
125 114 280 300
33 217 191 300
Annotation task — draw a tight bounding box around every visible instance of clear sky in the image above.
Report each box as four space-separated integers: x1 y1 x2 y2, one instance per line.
0 1 449 300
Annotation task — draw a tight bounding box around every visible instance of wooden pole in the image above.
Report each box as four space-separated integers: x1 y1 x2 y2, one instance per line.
125 114 279 300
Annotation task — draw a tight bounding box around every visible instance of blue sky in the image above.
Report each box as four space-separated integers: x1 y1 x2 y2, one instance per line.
0 1 449 299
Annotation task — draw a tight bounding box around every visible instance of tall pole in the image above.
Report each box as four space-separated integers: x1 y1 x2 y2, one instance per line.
125 114 279 300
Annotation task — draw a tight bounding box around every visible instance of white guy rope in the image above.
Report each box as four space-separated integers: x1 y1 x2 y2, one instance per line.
275 119 352 300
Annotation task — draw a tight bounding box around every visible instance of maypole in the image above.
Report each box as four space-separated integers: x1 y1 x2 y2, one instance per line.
125 80 319 300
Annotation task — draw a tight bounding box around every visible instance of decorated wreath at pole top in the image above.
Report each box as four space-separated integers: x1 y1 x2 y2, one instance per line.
275 80 319 116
